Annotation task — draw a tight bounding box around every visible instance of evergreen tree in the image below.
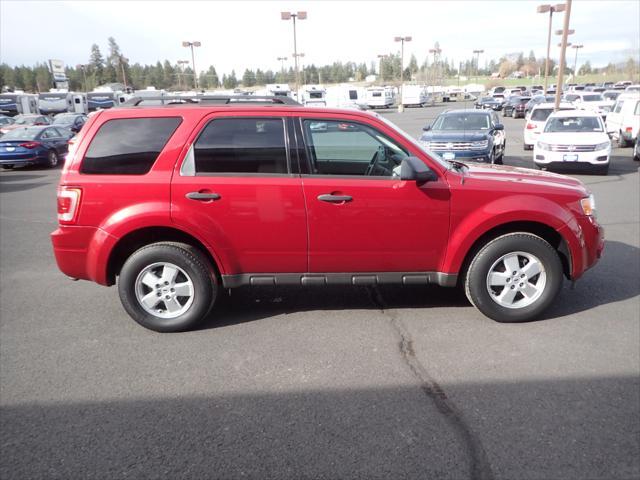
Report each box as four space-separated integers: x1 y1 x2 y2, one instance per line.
242 69 256 87
89 44 105 86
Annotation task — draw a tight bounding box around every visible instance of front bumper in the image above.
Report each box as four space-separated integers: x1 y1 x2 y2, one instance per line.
533 148 610 166
559 215 605 280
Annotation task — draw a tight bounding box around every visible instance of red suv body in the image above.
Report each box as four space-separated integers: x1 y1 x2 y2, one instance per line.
51 102 604 331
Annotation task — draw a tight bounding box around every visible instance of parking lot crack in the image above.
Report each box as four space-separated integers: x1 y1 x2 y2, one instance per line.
368 287 494 480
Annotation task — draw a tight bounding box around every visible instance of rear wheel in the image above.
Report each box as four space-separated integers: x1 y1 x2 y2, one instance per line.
47 151 58 168
512 108 517 118
617 131 630 148
465 233 563 323
118 242 216 332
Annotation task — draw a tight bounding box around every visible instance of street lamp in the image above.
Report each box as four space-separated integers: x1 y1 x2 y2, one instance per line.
76 64 88 93
394 36 412 112
293 53 306 85
377 54 387 81
429 47 441 92
281 11 307 98
118 55 129 91
277 56 288 73
182 41 201 90
552 0 573 110
537 3 566 94
473 49 484 84
571 44 584 80
177 60 190 89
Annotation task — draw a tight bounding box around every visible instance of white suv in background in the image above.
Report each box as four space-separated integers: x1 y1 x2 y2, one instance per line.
522 102 574 150
534 110 611 175
606 92 640 147
564 92 615 120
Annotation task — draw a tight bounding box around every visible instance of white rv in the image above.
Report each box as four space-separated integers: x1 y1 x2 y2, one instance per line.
0 93 39 116
401 85 431 107
300 85 327 106
365 86 395 109
256 84 292 98
324 84 366 109
38 92 74 115
70 93 89 113
87 91 122 111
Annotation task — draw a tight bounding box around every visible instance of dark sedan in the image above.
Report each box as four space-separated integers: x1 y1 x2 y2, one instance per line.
474 96 502 110
525 95 556 116
0 126 72 169
52 113 88 134
502 96 531 118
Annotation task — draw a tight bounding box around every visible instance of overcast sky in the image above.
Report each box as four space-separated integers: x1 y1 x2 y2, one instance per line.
1 0 638 75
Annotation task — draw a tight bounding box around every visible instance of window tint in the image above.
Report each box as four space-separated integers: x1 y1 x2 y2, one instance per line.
40 129 55 139
349 90 358 100
634 101 640 115
193 118 287 174
81 117 181 175
614 101 624 113
303 119 408 177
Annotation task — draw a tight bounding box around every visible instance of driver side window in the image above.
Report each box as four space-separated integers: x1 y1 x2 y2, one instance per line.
302 119 408 177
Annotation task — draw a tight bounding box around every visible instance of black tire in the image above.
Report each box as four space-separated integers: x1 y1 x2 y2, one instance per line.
118 242 217 332
47 150 58 168
465 233 563 323
1 165 13 170
512 108 517 118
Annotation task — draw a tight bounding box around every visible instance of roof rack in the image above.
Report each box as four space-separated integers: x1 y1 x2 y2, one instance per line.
121 95 301 107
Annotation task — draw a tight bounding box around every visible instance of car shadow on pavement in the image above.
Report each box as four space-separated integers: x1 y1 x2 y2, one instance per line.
199 239 638 330
0 174 48 183
0 181 51 194
1 377 638 480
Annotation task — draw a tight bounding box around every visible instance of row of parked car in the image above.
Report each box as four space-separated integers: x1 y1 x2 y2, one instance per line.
0 112 87 169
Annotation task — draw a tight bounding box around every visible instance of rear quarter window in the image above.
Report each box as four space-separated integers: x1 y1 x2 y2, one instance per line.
80 117 182 175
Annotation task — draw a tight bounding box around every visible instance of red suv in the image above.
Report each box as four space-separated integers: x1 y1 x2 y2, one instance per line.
51 97 604 332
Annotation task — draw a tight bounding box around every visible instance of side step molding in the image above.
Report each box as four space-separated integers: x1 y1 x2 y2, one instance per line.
221 272 458 288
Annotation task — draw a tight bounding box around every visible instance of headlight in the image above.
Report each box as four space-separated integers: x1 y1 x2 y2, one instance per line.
537 141 552 151
471 140 489 149
580 194 596 217
595 141 610 150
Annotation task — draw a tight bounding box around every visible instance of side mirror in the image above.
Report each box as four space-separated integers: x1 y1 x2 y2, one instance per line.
422 125 432 131
494 124 504 131
400 156 438 184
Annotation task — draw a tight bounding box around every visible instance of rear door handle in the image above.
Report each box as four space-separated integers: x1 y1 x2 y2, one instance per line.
186 192 221 201
317 194 352 203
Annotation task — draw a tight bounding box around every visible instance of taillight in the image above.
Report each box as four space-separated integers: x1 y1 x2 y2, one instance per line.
57 187 82 224
625 127 633 133
19 142 42 149
526 123 536 130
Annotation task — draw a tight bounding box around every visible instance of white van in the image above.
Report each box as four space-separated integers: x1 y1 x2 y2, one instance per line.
606 92 640 147
365 86 395 109
324 84 366 109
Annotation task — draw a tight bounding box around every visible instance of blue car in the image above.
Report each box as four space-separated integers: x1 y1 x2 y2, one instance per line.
0 126 72 170
420 109 506 164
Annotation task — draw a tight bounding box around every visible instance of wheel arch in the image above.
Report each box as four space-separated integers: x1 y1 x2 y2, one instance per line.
456 221 572 286
106 226 222 286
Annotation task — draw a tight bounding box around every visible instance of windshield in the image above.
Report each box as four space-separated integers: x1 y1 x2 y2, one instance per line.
531 108 554 121
0 127 40 140
13 116 38 125
432 113 490 130
53 115 76 125
582 94 603 102
544 116 603 133
376 114 450 170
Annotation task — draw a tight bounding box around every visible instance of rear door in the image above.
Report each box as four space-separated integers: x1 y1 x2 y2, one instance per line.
171 113 307 275
297 114 450 274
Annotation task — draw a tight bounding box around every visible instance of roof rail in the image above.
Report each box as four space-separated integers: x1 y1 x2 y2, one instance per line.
121 95 301 107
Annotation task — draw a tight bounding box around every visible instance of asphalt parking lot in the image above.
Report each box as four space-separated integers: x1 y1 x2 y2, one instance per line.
1 103 638 480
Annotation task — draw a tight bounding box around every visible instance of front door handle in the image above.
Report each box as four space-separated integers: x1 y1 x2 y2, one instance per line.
186 191 221 201
317 194 352 203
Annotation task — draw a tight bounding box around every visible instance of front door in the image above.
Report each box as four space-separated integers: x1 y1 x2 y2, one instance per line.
298 116 450 273
171 114 307 275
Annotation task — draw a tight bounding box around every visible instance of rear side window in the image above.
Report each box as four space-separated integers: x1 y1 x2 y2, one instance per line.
193 118 288 174
81 117 181 175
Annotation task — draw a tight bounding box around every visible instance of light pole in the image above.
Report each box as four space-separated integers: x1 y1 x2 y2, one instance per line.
277 56 288 74
182 41 201 90
76 64 88 92
429 47 441 93
281 11 307 98
177 60 190 89
394 36 412 112
571 44 583 81
473 49 484 85
377 54 387 82
553 0 573 110
118 55 128 91
537 3 566 94
294 53 306 85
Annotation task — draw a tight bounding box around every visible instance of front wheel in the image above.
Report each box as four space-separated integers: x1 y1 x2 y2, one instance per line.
118 242 216 332
47 151 59 168
465 233 563 323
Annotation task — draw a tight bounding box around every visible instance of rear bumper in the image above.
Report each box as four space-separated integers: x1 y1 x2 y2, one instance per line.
0 155 41 166
51 225 117 285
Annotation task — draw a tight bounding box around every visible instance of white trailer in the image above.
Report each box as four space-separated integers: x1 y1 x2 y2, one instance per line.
401 85 431 107
38 92 74 115
300 85 327 106
0 93 39 116
365 86 395 109
71 93 88 113
324 84 367 109
255 84 292 98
